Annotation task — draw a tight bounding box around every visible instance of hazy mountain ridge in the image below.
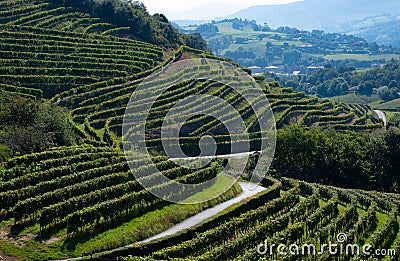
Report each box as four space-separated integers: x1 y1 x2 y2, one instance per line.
341 14 400 47
228 0 400 46
178 19 400 75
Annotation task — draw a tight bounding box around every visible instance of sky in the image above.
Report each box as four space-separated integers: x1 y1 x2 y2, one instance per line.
139 0 301 20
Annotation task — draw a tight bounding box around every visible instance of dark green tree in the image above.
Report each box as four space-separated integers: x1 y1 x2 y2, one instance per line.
0 93 75 155
283 50 301 65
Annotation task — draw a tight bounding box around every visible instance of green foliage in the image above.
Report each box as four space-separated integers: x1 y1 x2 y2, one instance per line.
0 93 75 155
180 33 210 51
0 144 245 259
0 144 11 162
272 125 400 193
190 24 219 38
0 25 165 98
283 49 301 65
118 179 400 261
100 179 282 259
182 19 400 70
377 86 399 101
48 0 208 49
0 2 399 260
290 60 400 99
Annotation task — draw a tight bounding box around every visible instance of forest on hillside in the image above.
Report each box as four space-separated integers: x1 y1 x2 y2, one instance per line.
277 59 400 100
177 19 400 72
52 0 209 49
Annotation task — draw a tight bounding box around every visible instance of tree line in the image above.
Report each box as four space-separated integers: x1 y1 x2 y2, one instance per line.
52 0 208 50
282 59 400 99
0 92 75 158
269 125 400 193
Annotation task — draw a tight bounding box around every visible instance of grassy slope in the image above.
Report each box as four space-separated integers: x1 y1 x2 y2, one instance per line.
324 54 400 61
374 98 400 110
328 93 377 104
0 175 242 260
116 179 400 261
190 21 399 62
328 94 400 110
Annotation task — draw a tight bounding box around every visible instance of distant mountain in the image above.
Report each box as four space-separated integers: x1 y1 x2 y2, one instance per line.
341 15 400 47
178 19 400 76
228 0 400 32
173 20 213 27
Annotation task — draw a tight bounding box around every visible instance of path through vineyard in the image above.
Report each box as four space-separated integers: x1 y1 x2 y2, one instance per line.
60 182 265 261
374 110 387 127
170 151 261 160
139 182 266 243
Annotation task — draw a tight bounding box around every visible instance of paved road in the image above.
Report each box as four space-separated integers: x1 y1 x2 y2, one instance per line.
139 182 265 243
170 151 261 161
58 181 265 260
374 110 387 127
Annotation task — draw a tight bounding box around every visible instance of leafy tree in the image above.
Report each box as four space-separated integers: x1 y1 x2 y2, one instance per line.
358 81 375 96
317 77 350 96
232 19 243 30
383 128 400 192
225 48 257 66
288 60 400 99
0 145 11 162
388 80 399 88
53 0 209 50
377 86 399 101
194 24 219 38
0 95 38 127
181 33 209 52
283 50 301 65
271 126 399 193
0 93 75 155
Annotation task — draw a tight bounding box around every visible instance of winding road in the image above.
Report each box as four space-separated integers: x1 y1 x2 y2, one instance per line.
59 181 265 260
170 151 261 161
374 110 387 127
139 182 265 243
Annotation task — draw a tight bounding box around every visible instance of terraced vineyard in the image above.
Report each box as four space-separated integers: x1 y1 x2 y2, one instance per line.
0 145 242 259
0 0 395 260
102 178 399 261
267 87 383 131
0 0 131 34
0 25 164 99
1 152 399 260
58 65 385 153
0 1 385 152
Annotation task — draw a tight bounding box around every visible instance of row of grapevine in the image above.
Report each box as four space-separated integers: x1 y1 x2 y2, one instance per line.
0 25 164 97
118 178 400 261
1 143 243 247
0 0 137 35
